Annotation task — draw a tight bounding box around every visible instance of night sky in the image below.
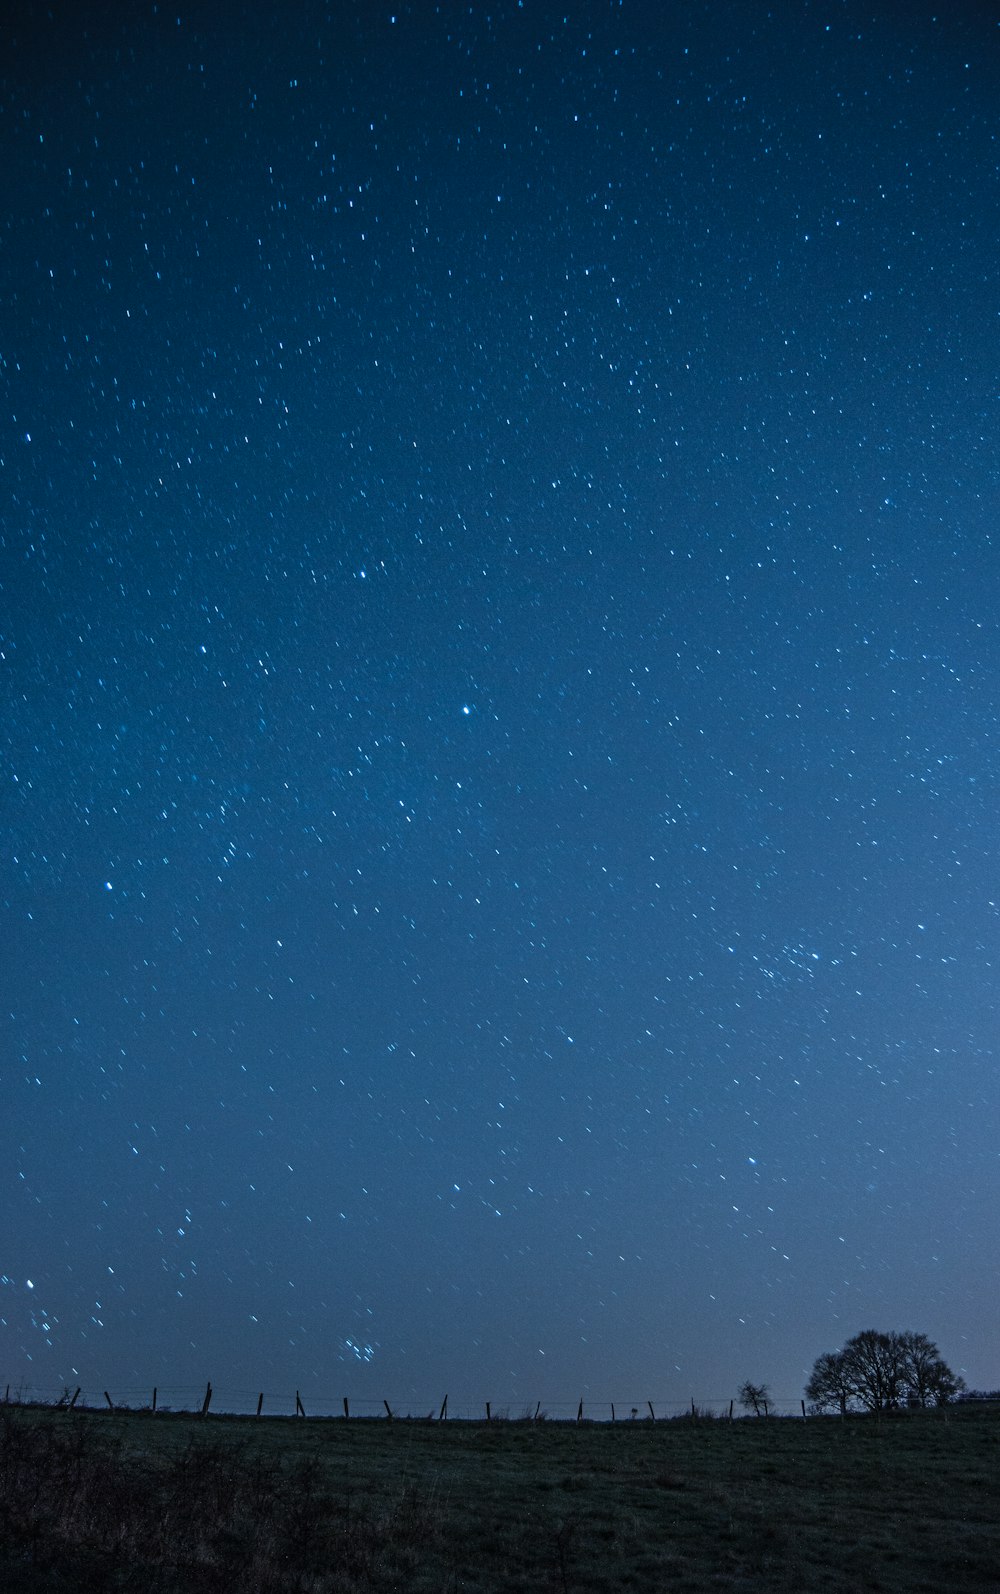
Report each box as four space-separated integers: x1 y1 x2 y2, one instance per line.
4 0 999 1415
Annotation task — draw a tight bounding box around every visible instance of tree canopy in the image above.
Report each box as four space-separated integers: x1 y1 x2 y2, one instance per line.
805 1330 964 1414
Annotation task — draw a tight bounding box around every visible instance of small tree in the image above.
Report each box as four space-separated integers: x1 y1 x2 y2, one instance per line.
738 1380 770 1417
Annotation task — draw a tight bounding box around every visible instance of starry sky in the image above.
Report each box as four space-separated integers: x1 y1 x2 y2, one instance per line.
3 0 999 1414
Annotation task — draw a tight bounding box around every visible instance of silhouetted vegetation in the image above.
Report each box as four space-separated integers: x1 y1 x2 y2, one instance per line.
737 1380 770 1416
1 1396 998 1591
805 1329 964 1414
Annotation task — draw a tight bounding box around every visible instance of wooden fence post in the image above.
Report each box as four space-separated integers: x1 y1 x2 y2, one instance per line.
256 1393 264 1417
691 1397 696 1418
486 1401 492 1422
104 1391 114 1410
729 1400 734 1420
343 1397 350 1419
577 1399 583 1423
439 1395 448 1421
295 1392 305 1418
648 1401 655 1421
801 1400 806 1419
201 1382 212 1417
69 1387 81 1410
383 1400 393 1421
151 1387 157 1413
611 1403 615 1423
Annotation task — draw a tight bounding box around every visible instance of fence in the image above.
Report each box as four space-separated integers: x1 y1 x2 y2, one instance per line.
2 1382 814 1421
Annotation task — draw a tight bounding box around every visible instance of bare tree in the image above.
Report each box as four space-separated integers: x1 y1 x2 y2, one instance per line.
737 1380 770 1417
841 1329 904 1413
805 1330 963 1415
804 1350 853 1415
897 1331 965 1407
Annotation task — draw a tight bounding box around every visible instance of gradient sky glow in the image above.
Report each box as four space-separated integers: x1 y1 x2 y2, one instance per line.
3 1 999 1413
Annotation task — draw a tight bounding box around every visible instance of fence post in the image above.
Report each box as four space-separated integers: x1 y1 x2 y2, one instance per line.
729 1399 734 1420
69 1387 81 1410
486 1402 492 1422
691 1397 696 1418
611 1403 615 1423
577 1399 583 1423
801 1400 806 1419
383 1400 393 1421
201 1382 212 1417
295 1392 305 1418
104 1391 114 1410
151 1387 157 1413
439 1395 448 1421
256 1393 264 1417
343 1397 350 1420
648 1401 655 1421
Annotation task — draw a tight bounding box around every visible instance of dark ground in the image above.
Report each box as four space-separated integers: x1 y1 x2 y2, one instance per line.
1 1400 998 1591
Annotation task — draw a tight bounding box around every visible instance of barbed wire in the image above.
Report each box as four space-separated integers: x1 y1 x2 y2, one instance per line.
2 1379 816 1419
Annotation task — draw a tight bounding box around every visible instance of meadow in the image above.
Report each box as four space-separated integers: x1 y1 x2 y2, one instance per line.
0 1398 997 1591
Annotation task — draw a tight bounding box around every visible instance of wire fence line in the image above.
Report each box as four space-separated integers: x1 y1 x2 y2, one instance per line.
2 1381 812 1420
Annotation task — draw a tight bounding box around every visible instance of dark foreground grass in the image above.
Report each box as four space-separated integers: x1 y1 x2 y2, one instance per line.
1 1400 997 1592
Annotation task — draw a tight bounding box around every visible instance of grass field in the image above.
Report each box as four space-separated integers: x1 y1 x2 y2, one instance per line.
1 1399 997 1591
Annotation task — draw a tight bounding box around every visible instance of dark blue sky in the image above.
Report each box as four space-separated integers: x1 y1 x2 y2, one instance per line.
3 0 998 1412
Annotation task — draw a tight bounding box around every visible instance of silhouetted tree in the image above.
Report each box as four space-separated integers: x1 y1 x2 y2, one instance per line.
805 1330 963 1414
842 1329 904 1412
737 1380 770 1416
896 1331 965 1406
804 1350 853 1415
